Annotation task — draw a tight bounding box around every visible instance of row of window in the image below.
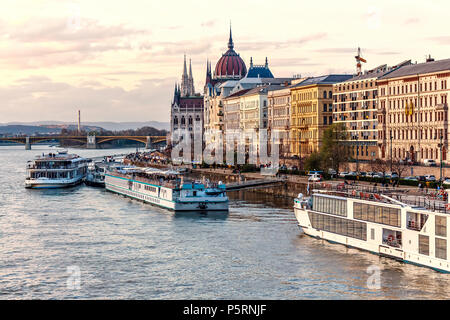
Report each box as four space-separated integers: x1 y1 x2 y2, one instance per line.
386 128 446 141
387 110 447 124
308 212 367 241
335 81 375 92
380 80 448 96
313 195 347 217
353 202 401 227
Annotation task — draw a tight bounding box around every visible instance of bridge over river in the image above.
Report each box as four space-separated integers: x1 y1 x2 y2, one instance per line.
0 135 167 150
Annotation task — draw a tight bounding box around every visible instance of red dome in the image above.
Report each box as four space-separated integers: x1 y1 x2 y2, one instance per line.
213 27 247 79
214 49 247 79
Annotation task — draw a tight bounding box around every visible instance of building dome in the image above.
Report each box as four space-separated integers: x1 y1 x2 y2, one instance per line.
214 27 247 79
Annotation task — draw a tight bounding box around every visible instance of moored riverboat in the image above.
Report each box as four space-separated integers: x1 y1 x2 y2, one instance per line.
105 167 229 212
25 150 88 189
294 184 450 272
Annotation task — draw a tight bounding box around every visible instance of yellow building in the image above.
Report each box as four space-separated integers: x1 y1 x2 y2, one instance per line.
290 75 352 158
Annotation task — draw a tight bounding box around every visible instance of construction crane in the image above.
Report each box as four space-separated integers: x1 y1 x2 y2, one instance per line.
355 47 367 75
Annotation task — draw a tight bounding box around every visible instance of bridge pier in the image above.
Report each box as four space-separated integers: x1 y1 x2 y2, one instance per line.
145 136 153 149
86 135 97 149
25 136 31 150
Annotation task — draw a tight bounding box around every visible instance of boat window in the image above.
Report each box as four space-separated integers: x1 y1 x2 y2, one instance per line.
436 216 447 238
353 202 400 227
313 195 347 217
308 211 367 241
419 235 429 256
436 238 447 260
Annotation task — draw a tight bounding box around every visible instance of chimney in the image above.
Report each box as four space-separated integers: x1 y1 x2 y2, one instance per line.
426 55 435 63
78 110 81 132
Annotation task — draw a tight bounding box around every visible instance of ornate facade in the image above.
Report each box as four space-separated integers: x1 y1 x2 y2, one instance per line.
332 62 409 161
290 75 352 158
377 57 450 164
204 27 247 136
170 57 204 158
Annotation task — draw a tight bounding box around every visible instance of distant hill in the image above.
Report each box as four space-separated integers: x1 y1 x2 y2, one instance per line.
0 125 61 135
0 124 104 135
1 121 170 131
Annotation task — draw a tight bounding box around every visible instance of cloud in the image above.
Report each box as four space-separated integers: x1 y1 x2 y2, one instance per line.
0 76 175 122
201 20 216 28
6 17 147 43
428 36 450 45
0 17 150 68
404 18 420 25
239 33 328 51
312 47 356 54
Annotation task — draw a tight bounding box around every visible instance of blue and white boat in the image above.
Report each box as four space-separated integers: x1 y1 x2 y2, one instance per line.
25 150 88 189
105 167 229 212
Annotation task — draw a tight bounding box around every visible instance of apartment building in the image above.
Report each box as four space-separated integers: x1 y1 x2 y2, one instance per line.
377 57 450 164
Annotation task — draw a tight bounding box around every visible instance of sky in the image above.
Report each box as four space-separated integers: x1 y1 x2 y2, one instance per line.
1 0 449 123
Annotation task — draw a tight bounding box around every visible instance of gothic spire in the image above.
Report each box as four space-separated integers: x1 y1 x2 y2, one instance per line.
228 22 234 50
183 54 188 78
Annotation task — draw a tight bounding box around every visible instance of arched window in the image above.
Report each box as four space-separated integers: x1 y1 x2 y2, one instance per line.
328 91 332 99
174 116 178 125
323 91 327 99
181 116 185 125
188 117 193 125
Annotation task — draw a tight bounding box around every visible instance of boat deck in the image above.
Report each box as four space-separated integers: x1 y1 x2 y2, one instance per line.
310 182 449 213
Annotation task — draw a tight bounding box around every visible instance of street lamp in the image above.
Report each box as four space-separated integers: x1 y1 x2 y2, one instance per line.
440 135 443 182
390 135 393 173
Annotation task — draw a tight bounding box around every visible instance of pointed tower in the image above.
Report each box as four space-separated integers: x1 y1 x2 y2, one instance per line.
189 58 195 95
228 23 234 50
181 54 189 97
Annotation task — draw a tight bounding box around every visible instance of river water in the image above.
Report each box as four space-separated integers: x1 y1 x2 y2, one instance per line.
1 145 449 299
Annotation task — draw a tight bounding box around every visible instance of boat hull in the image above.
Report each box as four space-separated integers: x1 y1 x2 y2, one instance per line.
25 177 84 189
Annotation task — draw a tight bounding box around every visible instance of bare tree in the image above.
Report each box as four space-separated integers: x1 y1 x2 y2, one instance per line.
369 159 389 177
391 160 410 181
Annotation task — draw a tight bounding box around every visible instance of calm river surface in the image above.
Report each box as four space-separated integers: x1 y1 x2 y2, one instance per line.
1 145 449 299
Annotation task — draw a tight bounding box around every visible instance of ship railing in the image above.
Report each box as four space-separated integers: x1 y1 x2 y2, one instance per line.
108 171 180 189
382 238 402 248
312 183 450 213
27 165 78 170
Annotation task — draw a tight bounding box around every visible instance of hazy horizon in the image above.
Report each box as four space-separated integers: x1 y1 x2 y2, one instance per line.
1 0 449 123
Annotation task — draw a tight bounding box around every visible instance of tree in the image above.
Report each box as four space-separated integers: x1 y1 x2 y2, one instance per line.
304 152 323 172
391 160 410 181
369 159 389 177
320 123 350 174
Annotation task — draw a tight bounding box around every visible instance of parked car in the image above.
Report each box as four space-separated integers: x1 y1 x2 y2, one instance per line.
443 178 450 186
347 171 357 177
425 175 436 181
417 176 427 182
390 172 399 179
328 168 337 175
308 174 322 182
339 172 349 177
424 159 437 167
403 176 418 181
359 172 367 177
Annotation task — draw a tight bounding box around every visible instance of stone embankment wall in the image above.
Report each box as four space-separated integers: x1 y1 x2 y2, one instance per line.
190 168 307 198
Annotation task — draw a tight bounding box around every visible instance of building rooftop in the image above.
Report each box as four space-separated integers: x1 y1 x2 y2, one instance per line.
379 58 450 79
246 65 274 78
290 74 353 88
224 88 253 99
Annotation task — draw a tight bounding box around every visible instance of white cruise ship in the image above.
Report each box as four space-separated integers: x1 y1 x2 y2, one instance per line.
105 167 229 212
25 150 88 189
294 185 450 273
